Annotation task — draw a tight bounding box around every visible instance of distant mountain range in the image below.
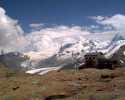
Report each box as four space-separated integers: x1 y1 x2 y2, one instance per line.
26 34 125 68
0 34 125 73
0 52 29 70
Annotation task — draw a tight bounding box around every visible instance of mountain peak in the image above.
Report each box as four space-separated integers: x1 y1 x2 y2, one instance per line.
112 34 125 42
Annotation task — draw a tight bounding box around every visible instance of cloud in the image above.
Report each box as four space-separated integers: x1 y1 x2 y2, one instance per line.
92 14 125 33
24 25 116 60
24 25 115 59
91 16 105 21
29 23 44 31
25 26 90 52
0 7 27 53
30 23 44 28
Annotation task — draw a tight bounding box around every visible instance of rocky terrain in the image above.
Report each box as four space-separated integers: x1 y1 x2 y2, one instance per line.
0 63 125 100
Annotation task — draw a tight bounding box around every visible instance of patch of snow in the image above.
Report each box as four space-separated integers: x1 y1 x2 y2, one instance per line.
26 66 62 75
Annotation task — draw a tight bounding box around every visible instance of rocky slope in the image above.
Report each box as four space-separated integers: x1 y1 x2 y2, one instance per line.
0 63 125 100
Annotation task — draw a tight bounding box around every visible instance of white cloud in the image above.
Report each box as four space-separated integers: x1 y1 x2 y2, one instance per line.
0 7 27 53
30 23 44 27
25 25 107 59
25 25 90 52
93 14 125 33
91 16 105 21
24 24 115 60
29 23 45 31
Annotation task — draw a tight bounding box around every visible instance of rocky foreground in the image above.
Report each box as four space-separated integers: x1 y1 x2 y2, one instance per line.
0 64 125 100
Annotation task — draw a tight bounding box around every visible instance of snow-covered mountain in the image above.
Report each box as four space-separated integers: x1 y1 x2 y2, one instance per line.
22 36 111 69
37 34 125 69
57 39 110 60
1 34 125 75
112 34 125 42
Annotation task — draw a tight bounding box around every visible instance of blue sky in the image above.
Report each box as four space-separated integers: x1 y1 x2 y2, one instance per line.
1 0 125 32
